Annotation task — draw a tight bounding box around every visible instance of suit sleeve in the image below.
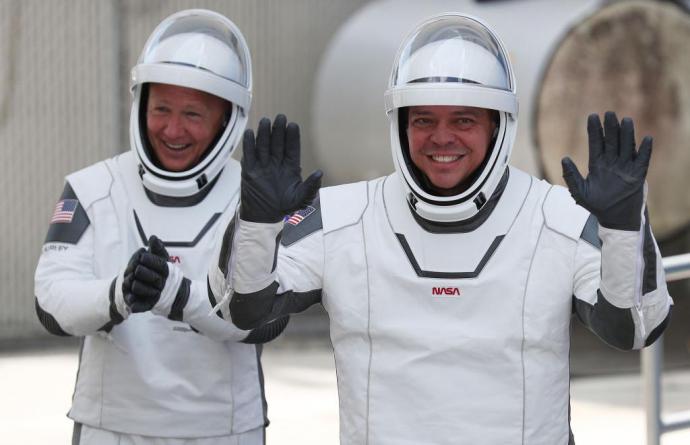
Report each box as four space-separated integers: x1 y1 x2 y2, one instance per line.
171 275 289 344
226 204 325 331
572 213 672 350
34 182 126 336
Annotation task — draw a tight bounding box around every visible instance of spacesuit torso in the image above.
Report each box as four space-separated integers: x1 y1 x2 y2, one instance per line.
241 166 670 444
35 151 265 438
303 168 580 443
321 171 568 444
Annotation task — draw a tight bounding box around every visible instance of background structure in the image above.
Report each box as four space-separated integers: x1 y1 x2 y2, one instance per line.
1 0 689 376
0 0 367 340
2 1 690 443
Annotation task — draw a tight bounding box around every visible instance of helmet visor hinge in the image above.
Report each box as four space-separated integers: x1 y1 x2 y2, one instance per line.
474 192 487 210
138 164 145 179
408 193 418 209
196 173 208 190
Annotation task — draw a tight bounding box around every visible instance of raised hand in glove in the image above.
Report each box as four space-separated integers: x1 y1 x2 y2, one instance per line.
240 114 323 223
561 112 652 231
123 235 189 320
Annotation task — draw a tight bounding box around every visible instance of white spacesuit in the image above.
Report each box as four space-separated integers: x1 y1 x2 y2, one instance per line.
227 13 672 445
34 10 283 444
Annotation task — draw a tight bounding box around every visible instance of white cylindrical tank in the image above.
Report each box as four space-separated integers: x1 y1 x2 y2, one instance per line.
312 0 690 238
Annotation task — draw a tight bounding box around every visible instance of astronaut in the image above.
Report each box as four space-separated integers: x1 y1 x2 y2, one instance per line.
225 13 672 445
34 9 285 445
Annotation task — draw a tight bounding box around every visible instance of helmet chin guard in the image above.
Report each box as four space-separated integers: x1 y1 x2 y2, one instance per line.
129 9 252 198
384 13 518 223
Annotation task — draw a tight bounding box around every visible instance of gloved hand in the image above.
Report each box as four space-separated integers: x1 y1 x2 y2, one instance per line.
122 235 187 319
240 114 323 223
561 112 652 231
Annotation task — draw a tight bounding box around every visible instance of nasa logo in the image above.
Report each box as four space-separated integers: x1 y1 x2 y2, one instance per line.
432 287 461 296
169 255 181 264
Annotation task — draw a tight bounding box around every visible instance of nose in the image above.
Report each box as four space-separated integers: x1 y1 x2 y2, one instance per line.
162 114 185 139
429 122 455 146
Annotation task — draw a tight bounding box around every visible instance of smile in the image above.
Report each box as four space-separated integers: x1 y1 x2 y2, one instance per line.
431 154 463 163
163 141 191 151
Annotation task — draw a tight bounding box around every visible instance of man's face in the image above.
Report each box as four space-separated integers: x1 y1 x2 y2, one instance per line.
406 105 496 194
146 83 229 172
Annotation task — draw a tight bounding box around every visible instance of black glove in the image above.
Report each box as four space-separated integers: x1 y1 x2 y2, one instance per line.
240 114 323 223
123 236 170 313
561 112 652 231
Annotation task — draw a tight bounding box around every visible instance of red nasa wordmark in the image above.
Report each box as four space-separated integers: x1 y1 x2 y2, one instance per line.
432 287 461 296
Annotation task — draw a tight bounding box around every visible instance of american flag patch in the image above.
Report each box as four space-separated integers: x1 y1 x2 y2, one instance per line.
286 206 316 226
51 199 78 224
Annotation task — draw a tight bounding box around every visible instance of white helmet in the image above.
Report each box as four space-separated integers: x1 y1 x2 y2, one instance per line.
384 13 517 223
130 9 252 198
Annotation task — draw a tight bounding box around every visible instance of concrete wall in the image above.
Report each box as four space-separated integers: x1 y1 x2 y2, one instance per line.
0 0 368 340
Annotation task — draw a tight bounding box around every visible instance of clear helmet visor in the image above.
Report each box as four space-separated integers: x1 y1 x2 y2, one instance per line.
391 15 512 92
132 9 251 108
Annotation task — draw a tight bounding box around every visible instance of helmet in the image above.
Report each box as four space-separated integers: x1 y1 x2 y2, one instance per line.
130 9 252 198
384 13 517 223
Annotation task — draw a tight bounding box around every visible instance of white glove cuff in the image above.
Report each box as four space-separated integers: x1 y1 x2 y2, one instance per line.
232 219 283 294
112 273 130 320
153 262 184 317
599 225 642 308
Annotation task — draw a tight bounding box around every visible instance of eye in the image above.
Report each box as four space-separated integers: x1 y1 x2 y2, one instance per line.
184 111 203 120
411 117 433 128
454 117 475 128
150 105 170 115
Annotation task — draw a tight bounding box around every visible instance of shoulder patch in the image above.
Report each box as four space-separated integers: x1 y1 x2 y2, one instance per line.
45 182 90 244
285 205 317 226
281 196 323 247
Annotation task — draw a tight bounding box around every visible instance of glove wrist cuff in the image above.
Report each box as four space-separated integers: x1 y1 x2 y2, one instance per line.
110 275 129 324
596 218 641 232
239 204 284 224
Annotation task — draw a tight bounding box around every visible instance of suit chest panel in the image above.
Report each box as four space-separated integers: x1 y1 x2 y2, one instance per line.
365 190 542 352
87 194 230 281
107 153 239 279
124 203 229 279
